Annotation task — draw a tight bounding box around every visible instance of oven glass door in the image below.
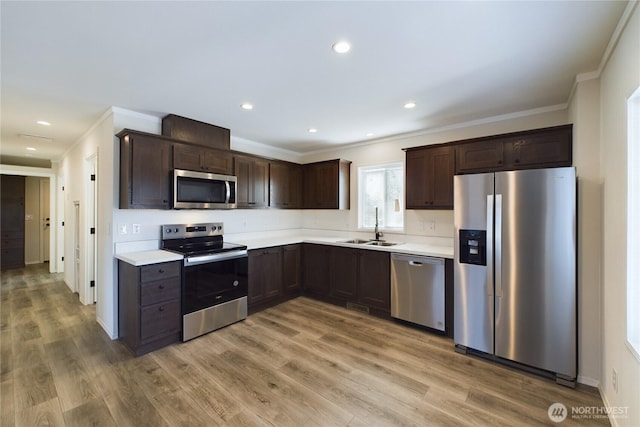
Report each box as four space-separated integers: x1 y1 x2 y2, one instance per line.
182 256 248 314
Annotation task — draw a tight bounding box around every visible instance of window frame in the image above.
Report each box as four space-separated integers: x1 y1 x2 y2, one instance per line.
357 162 404 232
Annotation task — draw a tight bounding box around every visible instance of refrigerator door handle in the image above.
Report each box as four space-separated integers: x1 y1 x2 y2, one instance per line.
486 194 494 297
495 194 503 297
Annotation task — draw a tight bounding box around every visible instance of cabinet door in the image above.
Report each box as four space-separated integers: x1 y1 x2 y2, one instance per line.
248 248 283 305
405 149 430 209
270 162 290 208
252 158 269 208
283 244 302 294
289 164 303 209
302 244 331 295
203 149 233 174
406 146 454 209
357 250 390 312
127 134 172 209
235 156 269 208
430 146 454 208
456 140 505 174
330 247 358 301
505 128 572 169
173 144 204 171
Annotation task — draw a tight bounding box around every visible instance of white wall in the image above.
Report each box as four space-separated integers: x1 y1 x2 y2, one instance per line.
599 3 640 425
568 78 603 387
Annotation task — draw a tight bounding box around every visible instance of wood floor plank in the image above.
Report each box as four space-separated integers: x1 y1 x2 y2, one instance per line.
61 397 117 427
1 379 15 427
15 397 65 427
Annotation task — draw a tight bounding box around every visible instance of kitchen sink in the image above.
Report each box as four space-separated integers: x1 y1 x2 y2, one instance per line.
365 241 398 246
338 239 373 244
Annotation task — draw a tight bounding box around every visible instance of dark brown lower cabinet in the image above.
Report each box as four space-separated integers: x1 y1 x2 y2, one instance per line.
248 247 283 306
302 244 332 296
118 260 182 356
248 245 303 313
283 244 302 294
357 250 391 313
330 247 358 300
302 244 391 316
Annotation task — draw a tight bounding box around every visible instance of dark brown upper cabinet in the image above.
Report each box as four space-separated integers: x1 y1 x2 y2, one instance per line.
455 124 572 174
119 130 172 209
162 114 230 150
234 155 269 208
173 143 233 175
405 145 455 209
270 161 303 209
303 159 351 209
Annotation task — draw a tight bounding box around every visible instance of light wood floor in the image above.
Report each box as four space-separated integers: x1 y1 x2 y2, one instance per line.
1 264 608 426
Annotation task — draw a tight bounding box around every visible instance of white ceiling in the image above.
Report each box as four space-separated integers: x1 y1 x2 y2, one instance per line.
0 1 629 162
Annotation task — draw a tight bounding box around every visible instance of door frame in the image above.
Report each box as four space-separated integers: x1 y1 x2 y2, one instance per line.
0 164 60 273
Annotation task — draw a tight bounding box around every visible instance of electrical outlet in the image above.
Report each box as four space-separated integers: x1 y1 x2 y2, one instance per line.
132 224 141 234
612 368 618 393
427 220 436 232
118 224 128 235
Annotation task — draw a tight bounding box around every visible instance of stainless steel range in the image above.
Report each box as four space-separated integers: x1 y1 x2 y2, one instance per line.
161 223 248 341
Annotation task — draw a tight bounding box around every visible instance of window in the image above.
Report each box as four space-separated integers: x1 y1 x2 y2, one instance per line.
358 163 403 230
627 86 640 359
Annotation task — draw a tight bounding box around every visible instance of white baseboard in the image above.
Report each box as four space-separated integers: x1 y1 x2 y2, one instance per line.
577 375 600 388
96 316 117 340
598 387 620 427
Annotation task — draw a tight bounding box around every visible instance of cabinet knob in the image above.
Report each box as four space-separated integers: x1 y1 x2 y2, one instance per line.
158 269 164 273
158 306 165 312
497 160 503 164
514 159 520 164
158 284 165 289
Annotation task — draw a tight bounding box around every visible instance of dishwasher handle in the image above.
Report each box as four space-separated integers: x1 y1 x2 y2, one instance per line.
391 253 444 266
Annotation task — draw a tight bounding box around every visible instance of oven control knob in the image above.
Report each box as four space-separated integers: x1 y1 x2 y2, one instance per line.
173 228 179 233
165 228 172 233
233 280 239 287
217 225 223 231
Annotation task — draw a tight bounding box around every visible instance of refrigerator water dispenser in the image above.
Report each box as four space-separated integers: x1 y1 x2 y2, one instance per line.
459 229 486 265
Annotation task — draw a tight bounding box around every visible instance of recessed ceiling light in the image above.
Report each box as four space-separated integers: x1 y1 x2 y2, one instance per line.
26 147 37 151
241 103 253 110
404 102 416 109
332 41 351 54
308 128 318 133
37 120 50 126
366 132 375 137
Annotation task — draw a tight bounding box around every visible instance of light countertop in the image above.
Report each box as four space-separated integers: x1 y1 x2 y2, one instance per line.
115 249 183 266
242 235 453 259
116 233 453 266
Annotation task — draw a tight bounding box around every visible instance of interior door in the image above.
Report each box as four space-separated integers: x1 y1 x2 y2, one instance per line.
40 179 50 262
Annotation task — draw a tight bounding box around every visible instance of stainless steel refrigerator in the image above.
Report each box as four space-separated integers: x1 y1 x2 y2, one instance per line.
453 167 576 386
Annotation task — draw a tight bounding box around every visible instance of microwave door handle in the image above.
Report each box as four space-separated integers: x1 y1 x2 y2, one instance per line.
225 181 230 203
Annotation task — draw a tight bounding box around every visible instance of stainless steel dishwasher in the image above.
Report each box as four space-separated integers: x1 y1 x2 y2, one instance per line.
390 253 445 331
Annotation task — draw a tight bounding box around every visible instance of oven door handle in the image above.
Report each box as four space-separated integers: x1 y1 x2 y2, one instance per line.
184 250 248 266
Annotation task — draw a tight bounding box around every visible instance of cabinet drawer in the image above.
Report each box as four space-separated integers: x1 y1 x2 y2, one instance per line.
1 231 24 240
140 262 180 283
1 238 23 249
140 277 181 306
140 299 180 342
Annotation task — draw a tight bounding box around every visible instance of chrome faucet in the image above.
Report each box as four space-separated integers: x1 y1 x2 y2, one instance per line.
374 207 383 241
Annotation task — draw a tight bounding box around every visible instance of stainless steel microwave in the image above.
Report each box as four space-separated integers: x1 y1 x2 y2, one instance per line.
173 169 237 209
